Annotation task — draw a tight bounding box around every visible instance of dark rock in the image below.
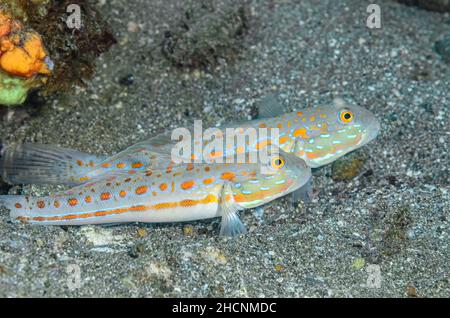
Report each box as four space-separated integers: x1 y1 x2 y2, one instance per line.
119 74 135 86
435 35 450 63
387 175 398 186
128 243 145 258
397 0 450 12
366 203 413 259
161 1 250 69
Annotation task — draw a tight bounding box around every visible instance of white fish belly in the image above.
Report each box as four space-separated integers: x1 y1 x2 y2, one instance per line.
18 190 222 225
23 202 221 225
133 202 220 223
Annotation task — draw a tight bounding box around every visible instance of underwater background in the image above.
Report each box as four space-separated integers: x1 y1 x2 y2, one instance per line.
0 0 448 297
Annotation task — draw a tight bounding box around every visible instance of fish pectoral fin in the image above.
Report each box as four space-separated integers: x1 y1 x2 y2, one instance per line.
290 176 313 205
257 93 286 119
219 183 247 237
254 206 265 220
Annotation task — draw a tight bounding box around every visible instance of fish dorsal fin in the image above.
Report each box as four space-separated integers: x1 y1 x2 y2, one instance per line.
257 94 286 119
142 132 175 148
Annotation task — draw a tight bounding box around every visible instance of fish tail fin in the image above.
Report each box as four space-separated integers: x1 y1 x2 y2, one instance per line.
0 143 105 186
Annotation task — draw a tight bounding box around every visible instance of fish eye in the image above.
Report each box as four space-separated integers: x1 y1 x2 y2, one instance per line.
340 109 354 123
271 156 285 169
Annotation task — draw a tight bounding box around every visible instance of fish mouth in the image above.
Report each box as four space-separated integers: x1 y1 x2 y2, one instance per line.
362 119 381 146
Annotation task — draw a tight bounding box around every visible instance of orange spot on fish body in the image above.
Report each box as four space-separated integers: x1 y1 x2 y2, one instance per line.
279 136 290 144
159 183 168 191
102 163 111 168
76 160 83 166
37 201 45 208
85 196 92 203
136 186 148 195
54 201 61 208
116 163 126 169
15 203 22 209
187 163 194 171
293 128 308 139
100 192 111 200
259 123 267 128
221 172 236 181
256 140 272 150
181 180 195 190
166 161 174 173
68 198 78 206
119 190 126 197
132 162 143 169
210 151 223 158
204 166 211 172
297 111 303 117
203 178 215 185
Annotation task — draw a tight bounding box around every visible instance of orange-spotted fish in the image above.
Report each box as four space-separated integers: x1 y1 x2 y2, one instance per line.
0 151 311 236
0 97 379 186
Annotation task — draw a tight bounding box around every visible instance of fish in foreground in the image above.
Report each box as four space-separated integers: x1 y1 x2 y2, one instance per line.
0 151 311 236
0 98 380 186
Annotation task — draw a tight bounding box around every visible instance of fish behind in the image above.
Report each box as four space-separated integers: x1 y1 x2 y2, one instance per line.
0 98 380 186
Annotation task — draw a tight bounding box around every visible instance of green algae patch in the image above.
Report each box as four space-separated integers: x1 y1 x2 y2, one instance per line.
0 72 29 105
331 150 368 181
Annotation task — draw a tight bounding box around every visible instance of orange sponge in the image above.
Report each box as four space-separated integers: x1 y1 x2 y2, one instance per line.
0 11 50 78
0 33 51 78
0 12 12 37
